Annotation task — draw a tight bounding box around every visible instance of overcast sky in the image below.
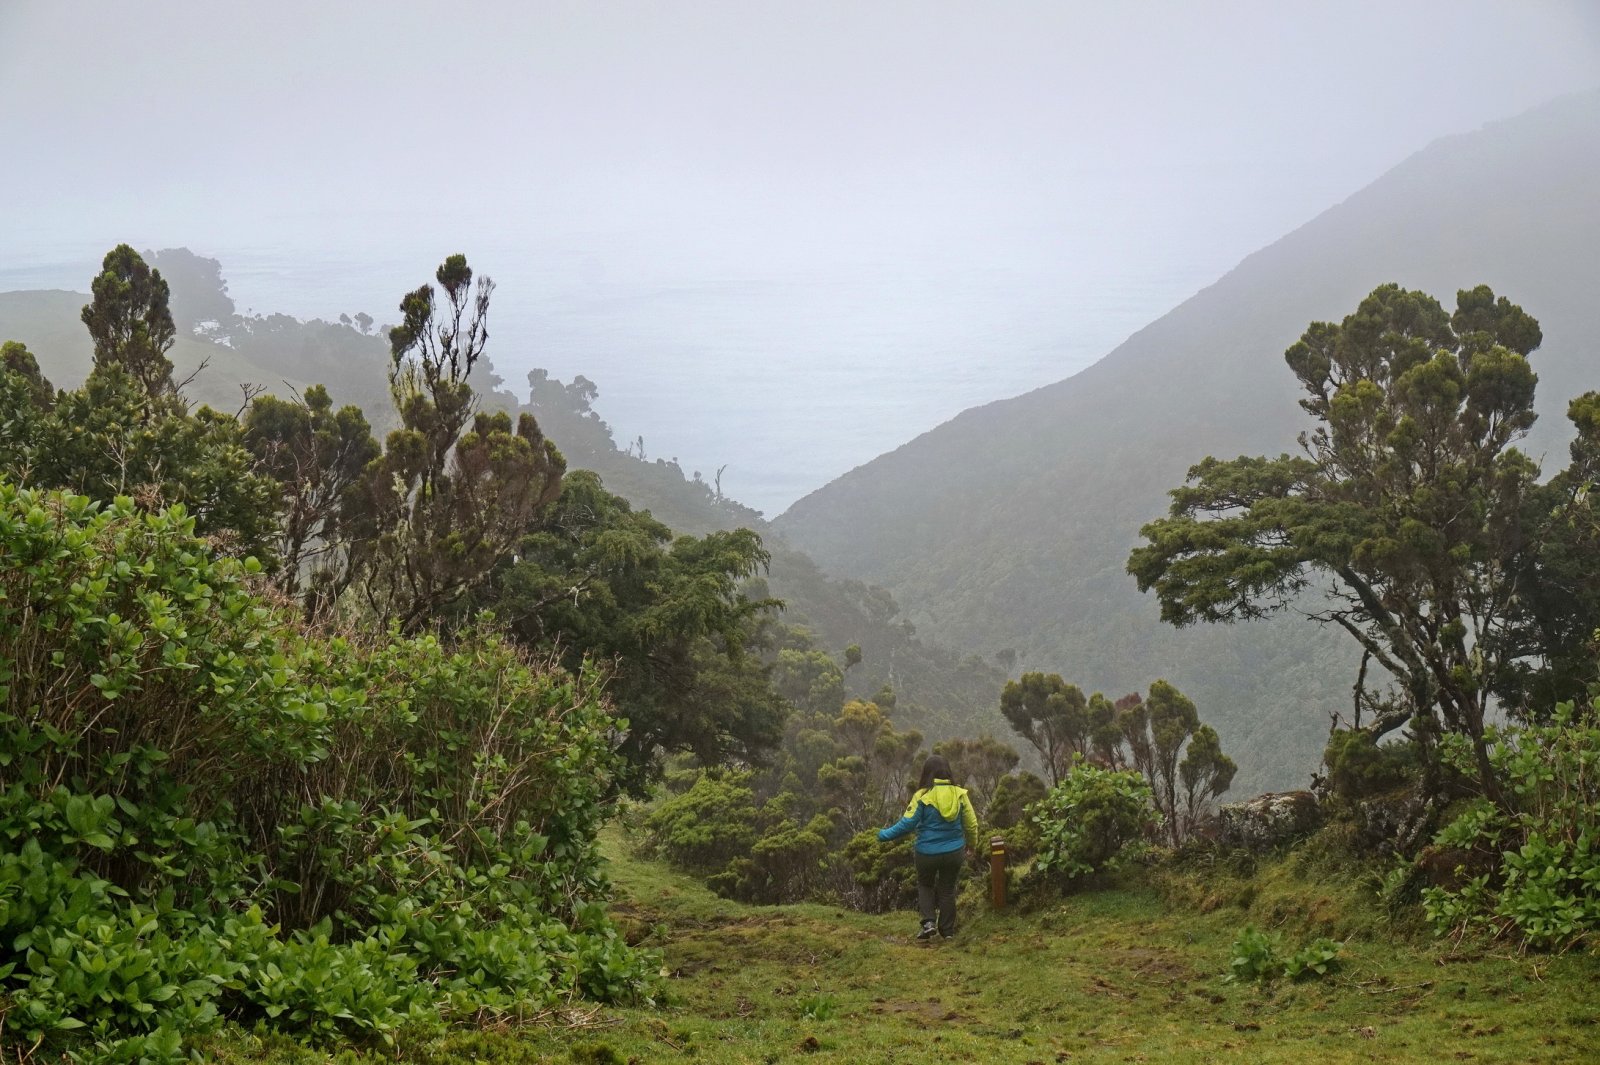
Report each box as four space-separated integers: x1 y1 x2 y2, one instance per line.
5 1 1597 245
3 1 1598 511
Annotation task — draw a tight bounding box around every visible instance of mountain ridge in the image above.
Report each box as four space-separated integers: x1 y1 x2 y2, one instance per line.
774 89 1600 793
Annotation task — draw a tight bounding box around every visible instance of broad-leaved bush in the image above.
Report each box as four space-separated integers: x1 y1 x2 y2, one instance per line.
1030 762 1160 885
1420 697 1600 949
0 485 656 1063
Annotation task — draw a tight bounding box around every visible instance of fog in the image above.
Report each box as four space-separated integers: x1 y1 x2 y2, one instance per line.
3 1 1598 513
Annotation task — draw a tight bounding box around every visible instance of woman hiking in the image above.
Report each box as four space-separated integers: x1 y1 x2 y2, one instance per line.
877 754 979 940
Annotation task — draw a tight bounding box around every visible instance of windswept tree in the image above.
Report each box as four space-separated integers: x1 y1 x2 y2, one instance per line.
1129 284 1548 800
1501 391 1600 714
81 244 178 399
1 249 279 558
1085 691 1125 767
834 698 897 762
1179 723 1236 838
810 699 922 832
345 255 565 631
1000 671 1088 784
242 385 379 597
1116 681 1233 846
1115 692 1152 781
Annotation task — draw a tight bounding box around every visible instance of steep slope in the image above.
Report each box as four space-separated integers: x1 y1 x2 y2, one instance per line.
775 91 1600 794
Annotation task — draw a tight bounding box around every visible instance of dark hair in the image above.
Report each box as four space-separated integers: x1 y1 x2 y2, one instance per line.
918 754 953 792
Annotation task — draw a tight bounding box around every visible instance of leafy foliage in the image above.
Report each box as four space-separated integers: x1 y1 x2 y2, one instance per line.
0 484 654 1062
641 772 762 877
1225 926 1342 983
1030 762 1159 885
1282 937 1344 981
1224 925 1281 984
0 341 53 476
492 469 784 786
1420 697 1600 949
32 364 282 559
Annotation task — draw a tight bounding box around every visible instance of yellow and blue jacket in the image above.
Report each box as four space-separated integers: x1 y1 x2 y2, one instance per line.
877 779 979 855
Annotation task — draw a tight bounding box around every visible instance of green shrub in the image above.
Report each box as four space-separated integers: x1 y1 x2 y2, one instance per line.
0 485 655 1062
1322 729 1421 801
1225 926 1342 983
711 814 836 904
1419 699 1600 949
988 772 1048 830
643 771 761 876
1224 925 1280 983
842 829 917 913
1282 937 1343 981
1029 763 1159 886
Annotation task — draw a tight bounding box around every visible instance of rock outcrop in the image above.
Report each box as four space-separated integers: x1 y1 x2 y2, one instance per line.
1215 791 1321 851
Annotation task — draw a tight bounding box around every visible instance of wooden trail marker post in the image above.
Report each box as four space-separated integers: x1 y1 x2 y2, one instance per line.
989 835 1007 910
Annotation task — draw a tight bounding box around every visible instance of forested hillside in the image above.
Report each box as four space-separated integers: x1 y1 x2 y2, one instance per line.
0 259 1006 748
775 91 1600 795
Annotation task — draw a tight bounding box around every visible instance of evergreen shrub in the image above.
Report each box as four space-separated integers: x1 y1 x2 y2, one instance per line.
1322 729 1422 801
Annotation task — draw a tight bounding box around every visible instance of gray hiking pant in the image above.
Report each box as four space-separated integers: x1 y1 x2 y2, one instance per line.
914 848 963 936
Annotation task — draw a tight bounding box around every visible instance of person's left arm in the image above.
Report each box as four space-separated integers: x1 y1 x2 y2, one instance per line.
878 796 922 842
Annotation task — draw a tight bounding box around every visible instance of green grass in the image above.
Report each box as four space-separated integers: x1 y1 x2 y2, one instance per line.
201 826 1598 1064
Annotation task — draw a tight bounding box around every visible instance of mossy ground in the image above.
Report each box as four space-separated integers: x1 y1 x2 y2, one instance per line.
204 826 1598 1064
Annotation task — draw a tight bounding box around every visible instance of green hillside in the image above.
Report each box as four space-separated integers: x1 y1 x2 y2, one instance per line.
515 366 1009 741
0 264 1006 750
0 289 323 415
774 92 1600 795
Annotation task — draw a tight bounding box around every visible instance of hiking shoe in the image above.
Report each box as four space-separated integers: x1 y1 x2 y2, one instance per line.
916 921 937 941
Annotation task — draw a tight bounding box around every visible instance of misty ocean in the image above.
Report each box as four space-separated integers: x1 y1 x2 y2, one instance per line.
0 236 1216 516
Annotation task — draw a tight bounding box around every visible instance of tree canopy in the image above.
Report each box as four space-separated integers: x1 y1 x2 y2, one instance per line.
343 255 565 631
490 469 784 787
81 243 178 398
1127 283 1566 798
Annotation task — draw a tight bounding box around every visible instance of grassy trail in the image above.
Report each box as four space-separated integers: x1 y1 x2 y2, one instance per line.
214 829 1598 1064
409 830 1597 1064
